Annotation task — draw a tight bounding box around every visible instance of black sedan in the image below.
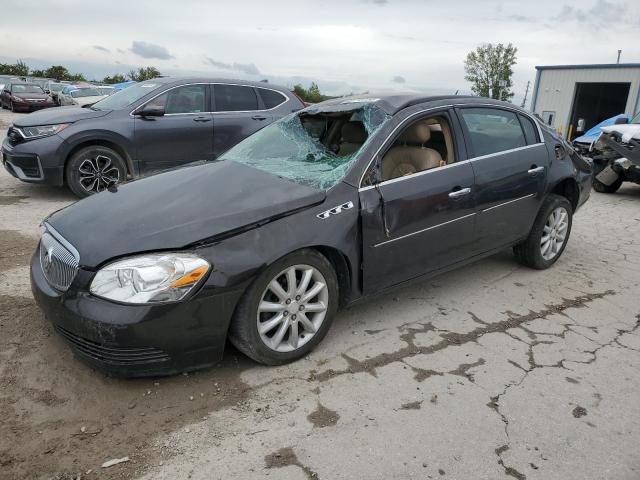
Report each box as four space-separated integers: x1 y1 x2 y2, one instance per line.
30 95 592 376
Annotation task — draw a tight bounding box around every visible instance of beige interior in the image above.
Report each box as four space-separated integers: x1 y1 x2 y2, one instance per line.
338 121 367 156
381 116 455 181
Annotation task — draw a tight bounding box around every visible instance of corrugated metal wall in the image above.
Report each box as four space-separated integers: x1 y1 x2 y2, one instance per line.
531 67 640 134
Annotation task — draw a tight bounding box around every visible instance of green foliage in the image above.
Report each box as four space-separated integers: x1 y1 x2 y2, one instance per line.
127 67 161 82
0 61 86 81
103 73 127 84
464 43 518 101
292 82 333 103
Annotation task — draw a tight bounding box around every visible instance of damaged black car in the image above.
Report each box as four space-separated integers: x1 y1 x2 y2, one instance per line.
31 95 592 376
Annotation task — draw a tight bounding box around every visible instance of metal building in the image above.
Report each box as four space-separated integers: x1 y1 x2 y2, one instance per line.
531 63 640 138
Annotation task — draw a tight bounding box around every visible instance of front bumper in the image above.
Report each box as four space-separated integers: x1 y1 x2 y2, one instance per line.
30 250 244 377
11 102 55 112
2 135 66 185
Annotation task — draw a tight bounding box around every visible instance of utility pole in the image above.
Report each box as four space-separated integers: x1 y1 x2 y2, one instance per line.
617 49 622 64
521 80 531 109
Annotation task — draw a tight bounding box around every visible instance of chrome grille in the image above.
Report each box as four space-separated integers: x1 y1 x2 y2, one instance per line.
39 232 79 291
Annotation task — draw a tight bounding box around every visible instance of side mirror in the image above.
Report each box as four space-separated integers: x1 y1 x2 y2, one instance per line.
135 104 165 117
614 117 629 125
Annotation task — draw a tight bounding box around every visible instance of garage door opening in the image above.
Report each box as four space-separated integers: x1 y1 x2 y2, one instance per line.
568 82 630 139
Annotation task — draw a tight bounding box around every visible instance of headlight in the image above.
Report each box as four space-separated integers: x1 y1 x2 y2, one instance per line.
21 124 70 139
12 96 25 102
90 253 210 304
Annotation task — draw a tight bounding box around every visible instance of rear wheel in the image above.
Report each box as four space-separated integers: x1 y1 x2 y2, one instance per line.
228 249 339 365
513 194 573 270
65 146 126 198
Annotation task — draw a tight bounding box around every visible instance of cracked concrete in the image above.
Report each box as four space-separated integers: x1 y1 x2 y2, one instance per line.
1 109 640 479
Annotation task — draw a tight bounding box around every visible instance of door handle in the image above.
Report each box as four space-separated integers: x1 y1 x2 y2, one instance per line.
193 116 211 122
448 187 471 199
528 166 545 175
252 115 268 121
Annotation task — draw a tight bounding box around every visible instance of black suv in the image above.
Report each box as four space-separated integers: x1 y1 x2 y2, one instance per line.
1 78 304 196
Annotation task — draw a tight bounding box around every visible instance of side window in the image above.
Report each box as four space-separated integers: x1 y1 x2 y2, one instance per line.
257 88 287 109
147 85 206 114
214 84 258 112
379 115 456 182
518 114 539 145
459 108 526 157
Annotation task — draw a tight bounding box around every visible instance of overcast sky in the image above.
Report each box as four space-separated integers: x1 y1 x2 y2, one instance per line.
1 0 639 106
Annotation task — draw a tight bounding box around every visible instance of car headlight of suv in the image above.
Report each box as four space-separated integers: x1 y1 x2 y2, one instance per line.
21 124 70 139
90 253 210 304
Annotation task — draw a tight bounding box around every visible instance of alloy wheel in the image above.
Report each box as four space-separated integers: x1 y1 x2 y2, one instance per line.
257 264 329 353
78 155 121 194
540 207 568 261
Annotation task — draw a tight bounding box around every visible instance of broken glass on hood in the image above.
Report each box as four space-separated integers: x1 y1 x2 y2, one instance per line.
221 102 391 190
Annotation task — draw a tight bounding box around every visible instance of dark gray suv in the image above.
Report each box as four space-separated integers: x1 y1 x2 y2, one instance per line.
1 78 304 197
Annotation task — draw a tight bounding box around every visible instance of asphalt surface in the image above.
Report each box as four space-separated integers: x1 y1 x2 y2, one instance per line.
1 108 639 480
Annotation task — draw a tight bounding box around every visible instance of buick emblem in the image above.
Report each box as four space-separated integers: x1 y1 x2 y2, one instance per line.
43 247 54 273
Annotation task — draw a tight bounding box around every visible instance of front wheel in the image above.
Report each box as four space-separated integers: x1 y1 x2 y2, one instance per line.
65 146 126 198
228 249 339 365
513 194 573 270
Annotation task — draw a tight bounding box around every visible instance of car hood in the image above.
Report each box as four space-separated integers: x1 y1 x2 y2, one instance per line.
75 95 107 106
13 106 110 127
46 161 327 268
13 92 50 100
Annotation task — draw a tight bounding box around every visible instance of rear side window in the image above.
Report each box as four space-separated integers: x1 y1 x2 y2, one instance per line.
459 108 526 157
518 114 539 145
214 84 258 112
147 84 206 114
258 88 287 109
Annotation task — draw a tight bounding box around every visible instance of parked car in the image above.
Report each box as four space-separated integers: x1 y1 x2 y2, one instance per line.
44 81 67 105
29 95 592 377
96 85 116 96
2 78 304 197
584 112 640 193
57 85 107 107
0 82 57 112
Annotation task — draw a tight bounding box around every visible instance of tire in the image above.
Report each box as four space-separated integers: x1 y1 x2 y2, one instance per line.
228 249 339 365
592 176 622 193
9 101 14 112
513 194 573 270
65 146 127 198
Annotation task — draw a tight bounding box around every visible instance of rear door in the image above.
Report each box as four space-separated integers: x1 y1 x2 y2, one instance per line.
211 83 271 157
359 108 477 293
456 107 548 253
134 84 213 174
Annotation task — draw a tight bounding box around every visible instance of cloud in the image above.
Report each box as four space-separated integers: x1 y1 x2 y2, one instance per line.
130 41 173 60
204 57 260 75
364 0 388 4
558 0 631 25
93 45 110 53
117 48 125 54
392 75 406 83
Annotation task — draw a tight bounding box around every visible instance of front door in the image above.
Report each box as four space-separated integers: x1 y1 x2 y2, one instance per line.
134 84 213 174
212 83 271 157
360 111 477 293
456 107 548 253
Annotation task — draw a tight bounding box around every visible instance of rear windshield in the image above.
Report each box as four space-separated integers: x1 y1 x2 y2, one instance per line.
221 103 390 190
71 88 101 98
91 81 163 110
11 84 43 93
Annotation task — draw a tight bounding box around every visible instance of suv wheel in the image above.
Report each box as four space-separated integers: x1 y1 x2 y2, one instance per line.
513 194 573 270
65 146 126 198
229 249 339 365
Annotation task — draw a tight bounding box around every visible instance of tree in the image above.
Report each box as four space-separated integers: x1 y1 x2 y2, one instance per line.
464 43 518 101
127 67 161 82
0 59 29 77
292 82 333 103
103 73 127 84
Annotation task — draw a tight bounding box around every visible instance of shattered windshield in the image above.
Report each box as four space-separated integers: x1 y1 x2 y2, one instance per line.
221 103 391 190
